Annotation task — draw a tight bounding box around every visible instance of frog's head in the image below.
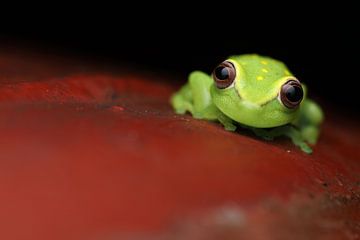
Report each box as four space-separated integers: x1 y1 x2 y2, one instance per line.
210 54 304 128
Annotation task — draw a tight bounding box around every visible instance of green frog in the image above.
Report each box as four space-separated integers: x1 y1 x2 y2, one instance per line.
171 54 324 154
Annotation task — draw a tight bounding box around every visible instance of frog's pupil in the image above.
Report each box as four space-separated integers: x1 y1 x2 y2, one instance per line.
215 66 229 80
286 85 303 102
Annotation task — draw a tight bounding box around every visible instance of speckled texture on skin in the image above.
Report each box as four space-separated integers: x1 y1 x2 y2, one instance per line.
230 54 292 104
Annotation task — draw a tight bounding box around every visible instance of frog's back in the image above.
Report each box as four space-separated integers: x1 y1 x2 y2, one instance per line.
229 54 293 104
230 54 291 82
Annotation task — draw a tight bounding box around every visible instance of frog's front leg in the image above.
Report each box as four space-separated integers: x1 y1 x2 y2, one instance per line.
171 71 237 131
171 83 195 115
251 125 313 154
171 71 212 116
188 71 237 131
251 99 323 154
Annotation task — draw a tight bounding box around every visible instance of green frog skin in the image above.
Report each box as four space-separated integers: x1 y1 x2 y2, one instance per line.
171 54 324 154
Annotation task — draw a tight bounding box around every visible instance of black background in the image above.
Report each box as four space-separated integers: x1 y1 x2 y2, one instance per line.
1 6 358 115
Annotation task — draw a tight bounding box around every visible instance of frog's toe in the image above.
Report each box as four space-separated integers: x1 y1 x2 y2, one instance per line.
175 108 186 114
193 112 203 119
300 143 313 154
224 124 237 131
262 135 274 141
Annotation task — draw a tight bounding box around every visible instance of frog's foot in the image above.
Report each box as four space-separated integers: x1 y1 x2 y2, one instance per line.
251 128 275 140
218 113 237 131
283 126 313 154
174 102 194 115
250 125 313 154
301 126 319 145
171 92 194 115
191 108 236 131
192 111 203 119
297 141 313 154
223 122 237 131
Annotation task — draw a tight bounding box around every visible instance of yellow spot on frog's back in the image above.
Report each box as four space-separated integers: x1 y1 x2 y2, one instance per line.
257 76 264 80
261 60 268 65
284 70 290 75
261 68 268 73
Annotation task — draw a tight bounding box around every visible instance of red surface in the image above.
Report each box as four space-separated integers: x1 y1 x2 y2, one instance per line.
0 51 359 239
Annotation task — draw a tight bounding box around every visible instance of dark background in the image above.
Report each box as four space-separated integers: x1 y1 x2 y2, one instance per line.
0 7 358 114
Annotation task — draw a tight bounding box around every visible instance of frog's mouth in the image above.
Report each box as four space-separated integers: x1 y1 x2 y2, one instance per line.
233 76 300 107
212 85 298 128
234 83 276 107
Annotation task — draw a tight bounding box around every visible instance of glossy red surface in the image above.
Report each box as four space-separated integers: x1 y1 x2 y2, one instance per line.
0 51 359 239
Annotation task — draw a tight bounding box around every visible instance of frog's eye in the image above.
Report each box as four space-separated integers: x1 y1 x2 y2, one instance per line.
212 61 236 89
280 80 304 108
